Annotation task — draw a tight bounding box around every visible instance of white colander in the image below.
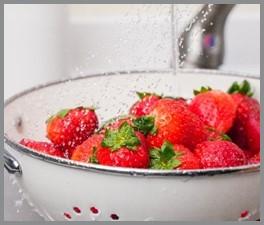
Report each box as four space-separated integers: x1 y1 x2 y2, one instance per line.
4 70 260 221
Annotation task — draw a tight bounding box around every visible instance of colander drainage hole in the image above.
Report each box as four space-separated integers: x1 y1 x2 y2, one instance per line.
110 214 119 220
64 212 72 220
90 206 99 214
240 210 249 218
73 207 81 214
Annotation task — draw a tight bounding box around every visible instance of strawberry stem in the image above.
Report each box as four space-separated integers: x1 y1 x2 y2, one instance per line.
193 86 212 96
136 92 161 100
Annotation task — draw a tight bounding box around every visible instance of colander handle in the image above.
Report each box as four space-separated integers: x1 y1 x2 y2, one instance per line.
4 150 22 176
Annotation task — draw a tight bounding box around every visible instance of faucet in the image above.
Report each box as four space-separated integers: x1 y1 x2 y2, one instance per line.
178 4 235 69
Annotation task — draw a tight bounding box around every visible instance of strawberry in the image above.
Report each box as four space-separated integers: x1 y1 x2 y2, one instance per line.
189 87 236 133
248 153 260 164
194 141 247 168
71 134 103 163
228 80 260 155
19 138 64 157
46 107 98 149
96 121 149 168
129 92 161 117
146 98 208 150
150 141 201 170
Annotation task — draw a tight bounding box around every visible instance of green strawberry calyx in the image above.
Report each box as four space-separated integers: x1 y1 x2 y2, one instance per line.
46 108 70 124
136 91 161 100
150 141 182 170
102 122 140 151
193 86 212 96
132 116 157 136
227 80 253 97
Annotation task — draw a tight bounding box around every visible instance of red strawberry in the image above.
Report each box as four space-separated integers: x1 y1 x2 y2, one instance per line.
228 80 260 155
174 144 201 169
96 121 149 168
71 134 103 163
146 98 208 150
46 107 98 149
150 141 201 170
194 141 247 168
248 153 260 164
129 92 161 117
230 97 260 154
230 93 245 109
19 138 64 157
189 87 236 133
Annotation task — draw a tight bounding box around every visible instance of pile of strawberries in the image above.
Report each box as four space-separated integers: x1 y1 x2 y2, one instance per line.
20 80 260 169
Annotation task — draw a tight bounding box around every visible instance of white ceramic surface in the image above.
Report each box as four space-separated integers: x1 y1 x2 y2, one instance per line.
4 70 260 221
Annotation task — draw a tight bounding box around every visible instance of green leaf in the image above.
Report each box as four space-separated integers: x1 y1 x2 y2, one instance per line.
193 86 212 96
46 108 70 123
150 141 182 170
132 116 157 136
102 122 140 151
136 91 161 100
240 80 250 94
227 81 240 94
160 143 176 161
227 80 254 97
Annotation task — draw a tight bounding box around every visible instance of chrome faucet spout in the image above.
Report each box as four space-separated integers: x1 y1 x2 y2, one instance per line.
179 4 235 69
